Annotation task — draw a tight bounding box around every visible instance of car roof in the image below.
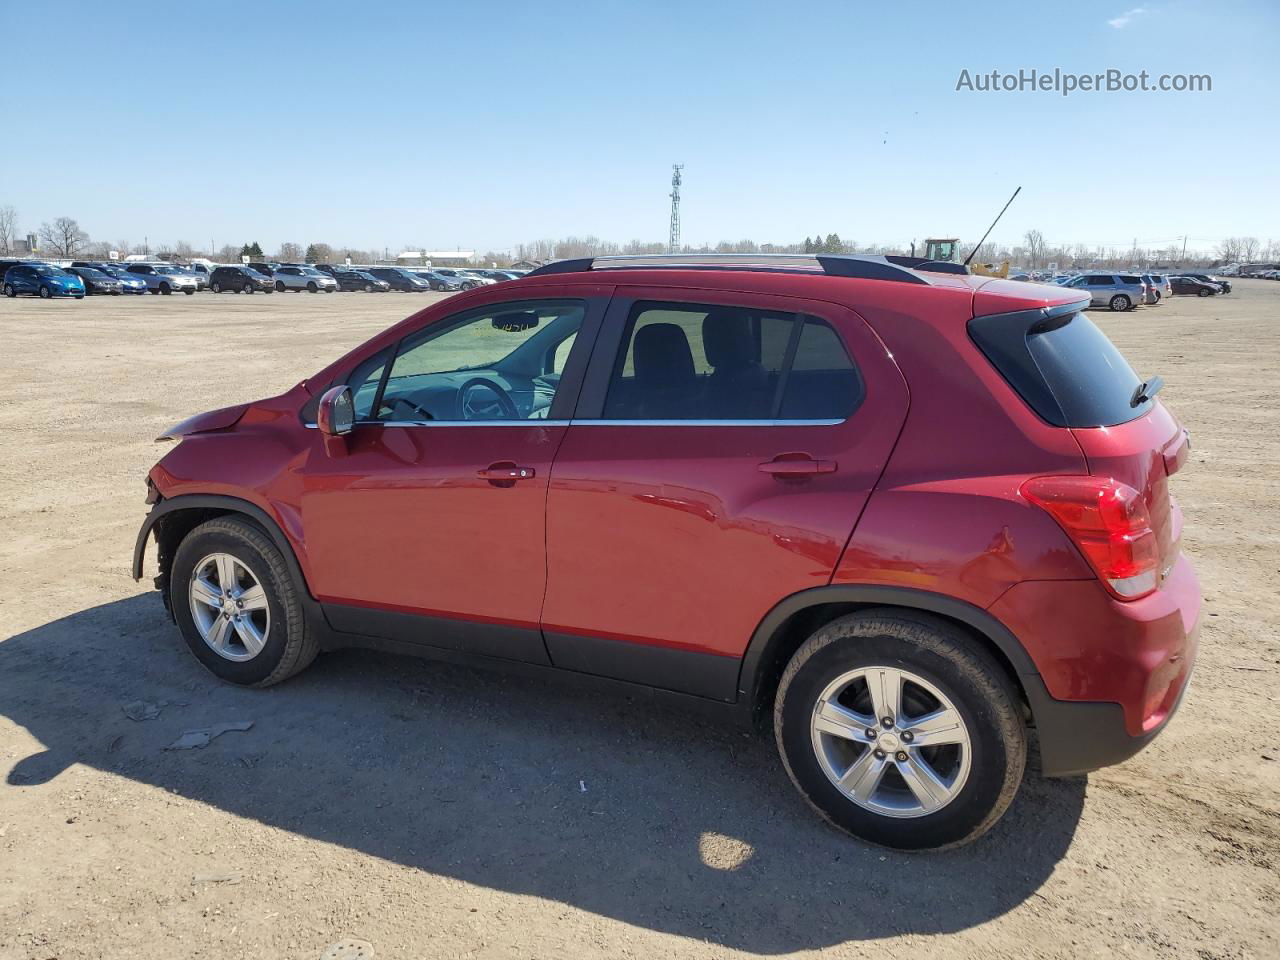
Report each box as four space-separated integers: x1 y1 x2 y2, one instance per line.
511 254 1089 317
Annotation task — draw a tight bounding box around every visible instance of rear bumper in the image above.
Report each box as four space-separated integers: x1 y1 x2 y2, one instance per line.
989 555 1201 774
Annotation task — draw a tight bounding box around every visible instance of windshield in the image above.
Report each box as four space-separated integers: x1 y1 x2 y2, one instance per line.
34 265 66 276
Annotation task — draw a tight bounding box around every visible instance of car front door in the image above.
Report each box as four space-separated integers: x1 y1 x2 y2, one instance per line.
541 288 910 699
297 288 609 663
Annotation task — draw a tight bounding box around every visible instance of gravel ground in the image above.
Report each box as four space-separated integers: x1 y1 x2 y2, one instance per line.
1 281 1277 960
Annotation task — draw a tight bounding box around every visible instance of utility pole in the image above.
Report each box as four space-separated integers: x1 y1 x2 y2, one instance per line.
1181 235 1187 263
668 164 684 254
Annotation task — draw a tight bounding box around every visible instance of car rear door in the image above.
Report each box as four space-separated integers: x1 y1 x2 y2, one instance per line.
541 286 910 699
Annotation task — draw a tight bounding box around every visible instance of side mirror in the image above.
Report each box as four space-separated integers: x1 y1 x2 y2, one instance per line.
317 385 355 438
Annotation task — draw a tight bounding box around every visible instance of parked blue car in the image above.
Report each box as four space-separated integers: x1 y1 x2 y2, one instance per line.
3 263 85 299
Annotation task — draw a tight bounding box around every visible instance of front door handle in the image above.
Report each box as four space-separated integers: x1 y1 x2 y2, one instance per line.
759 454 837 477
478 461 536 486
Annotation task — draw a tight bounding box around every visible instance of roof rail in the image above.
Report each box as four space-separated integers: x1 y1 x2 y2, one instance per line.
524 253 966 284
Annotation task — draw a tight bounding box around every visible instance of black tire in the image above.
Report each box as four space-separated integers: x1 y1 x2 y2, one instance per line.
160 282 172 295
212 282 223 293
243 283 254 294
364 283 374 292
1197 288 1211 297
1108 294 1130 311
171 516 319 687
184 288 195 295
275 280 286 293
307 281 318 293
3 284 14 298
774 610 1027 851
39 286 52 299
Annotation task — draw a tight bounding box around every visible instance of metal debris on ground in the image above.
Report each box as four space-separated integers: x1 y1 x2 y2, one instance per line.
193 872 242 885
165 721 254 751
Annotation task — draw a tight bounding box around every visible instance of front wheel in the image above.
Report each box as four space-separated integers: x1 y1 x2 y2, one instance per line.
160 283 172 295
172 517 319 687
39 286 52 299
364 283 374 292
307 281 318 293
1198 288 1212 297
1108 294 1130 311
242 283 255 294
774 611 1026 850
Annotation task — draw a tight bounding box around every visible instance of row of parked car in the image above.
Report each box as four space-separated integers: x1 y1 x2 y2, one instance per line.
0 257 529 300
1016 271 1232 311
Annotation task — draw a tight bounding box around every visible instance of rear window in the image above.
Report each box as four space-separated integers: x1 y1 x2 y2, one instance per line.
969 309 1152 428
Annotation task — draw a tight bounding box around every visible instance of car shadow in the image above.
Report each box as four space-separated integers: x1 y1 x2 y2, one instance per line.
2 594 1085 953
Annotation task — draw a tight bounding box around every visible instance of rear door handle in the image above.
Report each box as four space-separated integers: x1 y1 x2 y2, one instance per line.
478 461 536 485
759 454 837 477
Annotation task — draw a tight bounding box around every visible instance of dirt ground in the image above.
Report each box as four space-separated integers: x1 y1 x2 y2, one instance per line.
1 281 1277 960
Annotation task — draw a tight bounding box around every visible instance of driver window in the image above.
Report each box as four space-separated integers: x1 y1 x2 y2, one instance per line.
377 300 585 422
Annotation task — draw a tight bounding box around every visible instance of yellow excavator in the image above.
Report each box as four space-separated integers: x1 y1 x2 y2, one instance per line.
923 238 1010 278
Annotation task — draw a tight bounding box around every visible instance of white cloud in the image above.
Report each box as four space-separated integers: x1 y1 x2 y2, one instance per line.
1108 6 1149 28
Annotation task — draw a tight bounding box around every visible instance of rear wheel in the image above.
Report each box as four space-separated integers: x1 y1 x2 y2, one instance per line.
1108 294 1130 311
275 280 286 293
172 517 319 687
3 284 14 298
774 611 1026 850
212 281 223 293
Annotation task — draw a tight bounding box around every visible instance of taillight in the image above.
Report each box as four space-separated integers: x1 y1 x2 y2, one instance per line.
1021 476 1159 600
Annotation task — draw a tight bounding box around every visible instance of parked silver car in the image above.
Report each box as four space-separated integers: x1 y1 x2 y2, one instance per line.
1059 272 1145 311
124 263 199 295
271 265 339 293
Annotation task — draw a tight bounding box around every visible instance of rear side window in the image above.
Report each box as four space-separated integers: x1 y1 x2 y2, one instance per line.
970 309 1151 428
1085 276 1113 286
601 301 862 421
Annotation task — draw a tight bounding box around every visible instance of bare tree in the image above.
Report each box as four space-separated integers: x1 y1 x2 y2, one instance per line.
1240 237 1260 262
1215 237 1242 263
38 217 90 257
0 205 17 254
277 241 304 262
1023 229 1045 269
174 240 195 260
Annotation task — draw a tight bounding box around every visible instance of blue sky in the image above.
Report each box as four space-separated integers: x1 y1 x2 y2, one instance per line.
4 0 1276 256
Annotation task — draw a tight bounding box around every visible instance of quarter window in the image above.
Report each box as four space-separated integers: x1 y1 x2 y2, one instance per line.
601 301 862 421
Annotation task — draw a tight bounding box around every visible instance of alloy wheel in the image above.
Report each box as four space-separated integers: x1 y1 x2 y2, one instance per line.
188 553 271 662
809 665 972 818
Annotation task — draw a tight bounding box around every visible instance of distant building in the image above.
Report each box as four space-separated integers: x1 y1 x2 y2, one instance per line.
394 250 476 266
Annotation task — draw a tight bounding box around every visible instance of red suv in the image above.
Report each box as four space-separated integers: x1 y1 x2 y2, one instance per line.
133 254 1200 849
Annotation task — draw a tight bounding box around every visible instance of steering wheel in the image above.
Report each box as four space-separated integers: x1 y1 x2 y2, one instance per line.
455 377 519 421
